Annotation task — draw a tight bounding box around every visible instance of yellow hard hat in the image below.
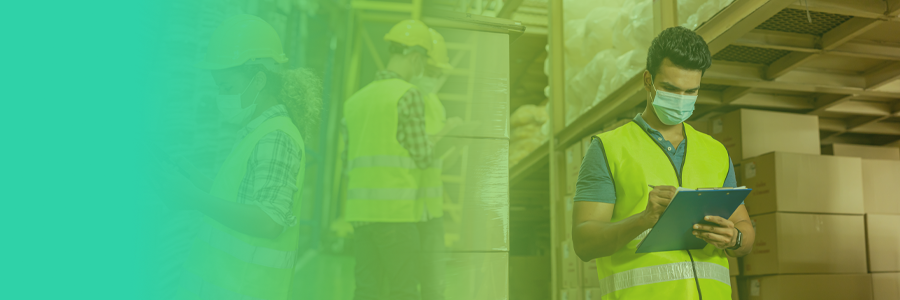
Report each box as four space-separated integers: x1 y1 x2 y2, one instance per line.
427 28 453 70
384 20 433 53
198 14 288 70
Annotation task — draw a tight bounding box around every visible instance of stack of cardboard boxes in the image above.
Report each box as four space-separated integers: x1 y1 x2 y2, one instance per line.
829 144 900 300
706 108 900 300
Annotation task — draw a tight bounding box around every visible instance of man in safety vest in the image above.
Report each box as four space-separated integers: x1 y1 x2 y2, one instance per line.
155 14 320 300
572 26 755 300
343 19 438 300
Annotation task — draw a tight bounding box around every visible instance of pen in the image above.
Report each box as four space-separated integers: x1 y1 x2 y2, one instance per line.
648 185 655 189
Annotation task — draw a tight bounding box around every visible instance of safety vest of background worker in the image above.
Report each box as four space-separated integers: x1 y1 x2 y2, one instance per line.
572 26 753 300
344 20 436 222
176 14 311 300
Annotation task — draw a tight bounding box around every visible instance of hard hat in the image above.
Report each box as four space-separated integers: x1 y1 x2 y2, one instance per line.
427 28 453 70
198 14 289 70
384 20 433 53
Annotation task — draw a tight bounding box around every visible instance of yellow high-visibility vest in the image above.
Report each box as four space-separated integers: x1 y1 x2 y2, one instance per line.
593 121 732 300
344 78 437 222
178 116 305 300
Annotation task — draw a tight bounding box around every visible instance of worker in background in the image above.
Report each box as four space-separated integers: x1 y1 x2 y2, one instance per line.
409 27 464 300
343 19 435 300
571 26 754 299
154 14 321 300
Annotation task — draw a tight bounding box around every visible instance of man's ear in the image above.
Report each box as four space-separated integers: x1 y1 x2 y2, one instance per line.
643 70 653 92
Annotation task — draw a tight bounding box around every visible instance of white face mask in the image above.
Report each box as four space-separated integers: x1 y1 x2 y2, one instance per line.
411 76 440 95
217 74 261 124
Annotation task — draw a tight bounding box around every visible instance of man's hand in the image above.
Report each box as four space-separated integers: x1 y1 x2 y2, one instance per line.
693 216 737 250
641 185 677 227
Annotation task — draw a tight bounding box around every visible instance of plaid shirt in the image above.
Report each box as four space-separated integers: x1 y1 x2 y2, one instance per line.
378 70 433 169
235 104 302 228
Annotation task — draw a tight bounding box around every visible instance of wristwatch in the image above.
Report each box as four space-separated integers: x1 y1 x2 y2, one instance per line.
728 228 743 250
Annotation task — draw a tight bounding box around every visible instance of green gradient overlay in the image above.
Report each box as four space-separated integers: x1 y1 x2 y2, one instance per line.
5 1 513 299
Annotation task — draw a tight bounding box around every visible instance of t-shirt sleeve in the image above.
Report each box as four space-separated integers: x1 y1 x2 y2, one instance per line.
723 156 742 205
573 138 616 204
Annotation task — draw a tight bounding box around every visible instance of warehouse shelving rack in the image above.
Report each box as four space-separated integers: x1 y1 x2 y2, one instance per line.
501 0 900 299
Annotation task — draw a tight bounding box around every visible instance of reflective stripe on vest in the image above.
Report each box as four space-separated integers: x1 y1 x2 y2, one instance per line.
597 261 731 298
594 120 733 300
194 222 295 269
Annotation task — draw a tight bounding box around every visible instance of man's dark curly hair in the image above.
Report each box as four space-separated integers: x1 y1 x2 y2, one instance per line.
646 26 711 80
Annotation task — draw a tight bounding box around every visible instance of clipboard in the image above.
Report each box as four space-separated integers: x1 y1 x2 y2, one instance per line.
635 187 752 253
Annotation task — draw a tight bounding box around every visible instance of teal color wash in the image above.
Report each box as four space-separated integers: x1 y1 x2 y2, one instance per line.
2 0 161 299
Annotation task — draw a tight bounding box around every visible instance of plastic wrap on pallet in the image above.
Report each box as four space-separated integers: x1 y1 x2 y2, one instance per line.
444 252 509 300
438 137 509 251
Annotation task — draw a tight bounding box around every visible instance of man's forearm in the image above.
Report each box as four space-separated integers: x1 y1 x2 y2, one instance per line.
726 220 754 257
573 212 652 261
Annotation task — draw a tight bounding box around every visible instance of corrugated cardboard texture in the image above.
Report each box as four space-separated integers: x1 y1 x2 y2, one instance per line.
863 160 900 214
509 256 550 300
437 137 509 252
745 274 873 300
742 152 864 215
711 109 820 160
566 143 582 195
744 213 868 276
867 214 900 272
872 273 900 300
824 143 900 160
444 252 509 300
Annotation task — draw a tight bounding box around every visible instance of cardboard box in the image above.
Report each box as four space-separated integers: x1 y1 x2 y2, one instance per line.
824 143 900 160
730 276 739 300
863 159 900 214
559 240 581 289
867 214 900 272
728 256 740 276
743 213 868 276
710 109 820 160
566 143 582 195
444 252 509 300
686 120 709 135
582 260 599 287
872 273 900 300
560 288 582 300
743 274 873 300
584 288 602 300
741 152 864 215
